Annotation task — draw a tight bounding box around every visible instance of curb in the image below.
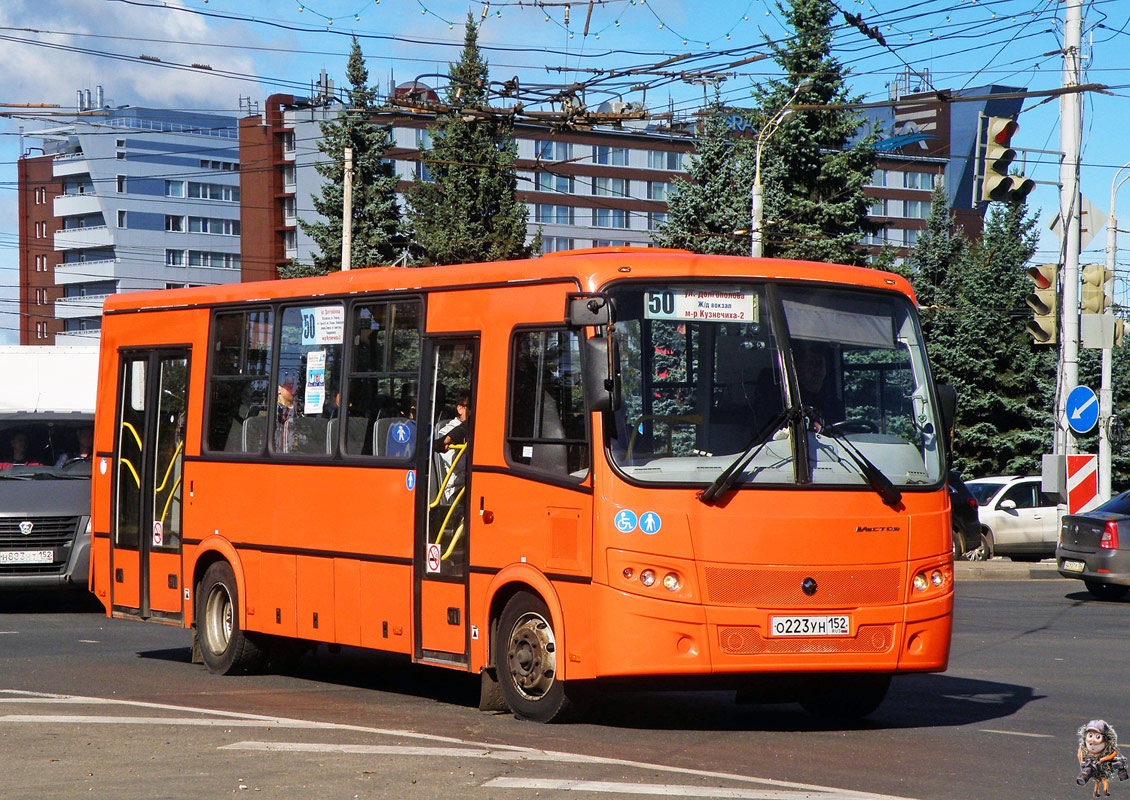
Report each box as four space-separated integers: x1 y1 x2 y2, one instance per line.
955 560 1064 581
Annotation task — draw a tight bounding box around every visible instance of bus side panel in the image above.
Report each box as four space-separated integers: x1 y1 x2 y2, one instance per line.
334 558 362 647
112 549 140 611
259 552 297 637
148 551 182 615
90 534 110 608
359 562 413 654
420 580 466 654
297 555 335 641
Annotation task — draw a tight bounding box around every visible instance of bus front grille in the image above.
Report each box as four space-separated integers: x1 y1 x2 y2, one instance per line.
0 516 79 548
704 565 901 607
718 624 895 655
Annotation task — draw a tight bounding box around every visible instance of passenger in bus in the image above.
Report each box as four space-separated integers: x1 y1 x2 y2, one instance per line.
55 426 94 467
275 381 296 452
433 394 470 503
793 340 841 429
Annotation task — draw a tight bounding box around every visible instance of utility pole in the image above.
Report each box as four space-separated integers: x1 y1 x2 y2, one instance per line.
1057 0 1084 456
341 147 353 272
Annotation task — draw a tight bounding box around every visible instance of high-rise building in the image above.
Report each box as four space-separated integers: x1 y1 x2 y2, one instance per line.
17 90 242 344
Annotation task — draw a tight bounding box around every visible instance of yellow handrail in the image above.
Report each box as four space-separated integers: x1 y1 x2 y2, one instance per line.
433 486 465 547
121 421 143 451
441 521 465 561
428 443 466 510
120 457 140 488
155 440 183 493
159 476 182 525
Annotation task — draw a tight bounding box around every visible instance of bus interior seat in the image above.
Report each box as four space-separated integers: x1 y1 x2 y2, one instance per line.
292 416 330 454
242 416 267 453
375 417 415 457
529 391 568 473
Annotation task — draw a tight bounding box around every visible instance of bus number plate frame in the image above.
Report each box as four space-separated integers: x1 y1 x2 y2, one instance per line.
0 549 54 565
769 615 851 637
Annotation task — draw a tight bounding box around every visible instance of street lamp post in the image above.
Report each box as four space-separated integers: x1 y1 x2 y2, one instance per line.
750 80 811 258
1102 163 1130 501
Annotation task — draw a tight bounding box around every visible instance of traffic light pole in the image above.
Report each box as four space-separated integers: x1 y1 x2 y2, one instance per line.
1057 0 1084 457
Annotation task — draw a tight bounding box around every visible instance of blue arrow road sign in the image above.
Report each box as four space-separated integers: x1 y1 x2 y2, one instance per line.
1067 385 1099 435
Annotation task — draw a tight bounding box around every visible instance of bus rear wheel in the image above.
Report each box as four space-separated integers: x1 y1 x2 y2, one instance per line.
799 674 890 720
197 561 266 675
495 591 586 722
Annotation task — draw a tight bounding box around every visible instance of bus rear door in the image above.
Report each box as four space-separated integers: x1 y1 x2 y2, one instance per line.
111 349 189 621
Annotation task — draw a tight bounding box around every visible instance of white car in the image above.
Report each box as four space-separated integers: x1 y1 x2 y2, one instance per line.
965 476 1060 561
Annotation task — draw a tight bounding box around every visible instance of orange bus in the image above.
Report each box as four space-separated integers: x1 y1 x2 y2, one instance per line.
90 247 956 721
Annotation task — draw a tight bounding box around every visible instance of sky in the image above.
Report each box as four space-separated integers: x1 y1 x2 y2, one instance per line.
0 0 1127 344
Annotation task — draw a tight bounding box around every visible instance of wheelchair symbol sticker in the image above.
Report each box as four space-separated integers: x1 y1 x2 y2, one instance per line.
614 509 638 533
406 470 416 491
639 511 662 534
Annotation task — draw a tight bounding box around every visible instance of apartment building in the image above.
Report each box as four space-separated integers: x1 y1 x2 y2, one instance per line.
17 92 242 344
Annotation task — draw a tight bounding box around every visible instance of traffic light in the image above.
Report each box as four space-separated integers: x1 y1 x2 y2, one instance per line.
1025 263 1057 344
980 117 1036 203
1080 263 1112 314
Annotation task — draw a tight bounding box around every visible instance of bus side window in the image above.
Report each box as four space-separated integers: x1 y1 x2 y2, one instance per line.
507 329 589 479
206 309 273 454
344 300 421 457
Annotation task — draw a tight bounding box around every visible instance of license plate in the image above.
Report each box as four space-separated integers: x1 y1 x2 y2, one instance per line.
0 549 54 565
1062 559 1085 573
769 615 851 637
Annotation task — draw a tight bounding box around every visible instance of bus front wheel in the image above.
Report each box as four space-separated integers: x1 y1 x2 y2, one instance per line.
197 561 266 675
495 591 586 722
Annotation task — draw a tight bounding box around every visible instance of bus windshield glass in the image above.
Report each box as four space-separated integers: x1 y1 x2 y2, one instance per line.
606 282 944 490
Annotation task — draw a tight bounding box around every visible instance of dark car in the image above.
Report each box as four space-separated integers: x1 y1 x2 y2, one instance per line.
1057 490 1130 600
949 471 988 560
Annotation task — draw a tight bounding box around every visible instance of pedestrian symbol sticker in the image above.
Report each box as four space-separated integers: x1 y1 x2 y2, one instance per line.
392 423 411 444
639 511 662 534
426 542 441 573
406 470 416 491
614 509 638 533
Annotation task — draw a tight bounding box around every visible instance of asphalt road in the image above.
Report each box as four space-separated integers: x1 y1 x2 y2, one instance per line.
0 568 1121 800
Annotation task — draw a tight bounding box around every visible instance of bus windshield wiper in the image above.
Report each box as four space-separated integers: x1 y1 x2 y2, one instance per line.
814 416 902 508
698 407 794 505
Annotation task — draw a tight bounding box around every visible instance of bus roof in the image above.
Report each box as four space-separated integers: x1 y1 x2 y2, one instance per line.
102 249 917 314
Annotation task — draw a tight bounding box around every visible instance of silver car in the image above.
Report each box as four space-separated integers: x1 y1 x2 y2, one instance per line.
965 475 1060 561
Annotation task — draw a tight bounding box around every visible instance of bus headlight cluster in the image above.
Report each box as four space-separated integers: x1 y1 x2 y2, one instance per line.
911 567 950 594
623 566 681 592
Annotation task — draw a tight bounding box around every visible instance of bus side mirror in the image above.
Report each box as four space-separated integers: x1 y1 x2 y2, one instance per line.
583 335 621 413
937 383 957 442
566 293 614 328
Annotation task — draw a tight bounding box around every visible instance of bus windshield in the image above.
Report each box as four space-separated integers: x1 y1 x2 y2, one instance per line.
606 282 944 490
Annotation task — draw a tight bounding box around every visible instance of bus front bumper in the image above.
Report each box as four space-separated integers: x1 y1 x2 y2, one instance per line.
590 583 951 678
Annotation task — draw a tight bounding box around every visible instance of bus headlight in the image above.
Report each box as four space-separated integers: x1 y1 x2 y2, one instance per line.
930 570 944 587
913 572 929 592
640 569 656 587
662 572 681 592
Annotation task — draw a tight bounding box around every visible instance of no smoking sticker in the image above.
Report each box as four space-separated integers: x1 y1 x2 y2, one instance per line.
426 542 441 573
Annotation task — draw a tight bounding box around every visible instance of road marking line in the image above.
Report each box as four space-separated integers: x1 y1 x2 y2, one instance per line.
221 742 588 761
484 779 893 799
979 729 1054 738
0 690 914 800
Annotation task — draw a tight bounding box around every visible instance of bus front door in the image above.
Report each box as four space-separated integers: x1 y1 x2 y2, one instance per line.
111 350 189 622
414 338 476 665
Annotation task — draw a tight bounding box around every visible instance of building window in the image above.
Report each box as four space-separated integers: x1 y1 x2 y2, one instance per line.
869 169 886 187
904 171 935 190
647 150 682 171
115 139 125 147
593 177 628 198
536 173 574 194
116 151 126 160
647 181 670 201
188 181 239 202
592 239 631 247
165 215 185 232
284 230 297 253
537 141 573 161
282 165 296 187
283 197 296 219
117 210 127 228
414 160 433 182
188 217 240 236
282 130 295 153
541 237 575 254
188 251 240 269
166 249 185 267
905 229 920 246
116 175 126 193
593 208 629 228
165 180 185 198
647 211 668 231
535 204 575 225
905 199 931 219
593 145 628 166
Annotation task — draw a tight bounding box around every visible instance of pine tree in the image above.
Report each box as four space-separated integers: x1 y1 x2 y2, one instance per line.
751 0 878 265
404 15 533 265
905 182 966 310
296 37 402 277
651 100 754 255
924 202 1054 477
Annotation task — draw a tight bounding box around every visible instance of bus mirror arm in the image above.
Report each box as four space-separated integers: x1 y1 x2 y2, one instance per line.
583 335 621 413
937 383 957 447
